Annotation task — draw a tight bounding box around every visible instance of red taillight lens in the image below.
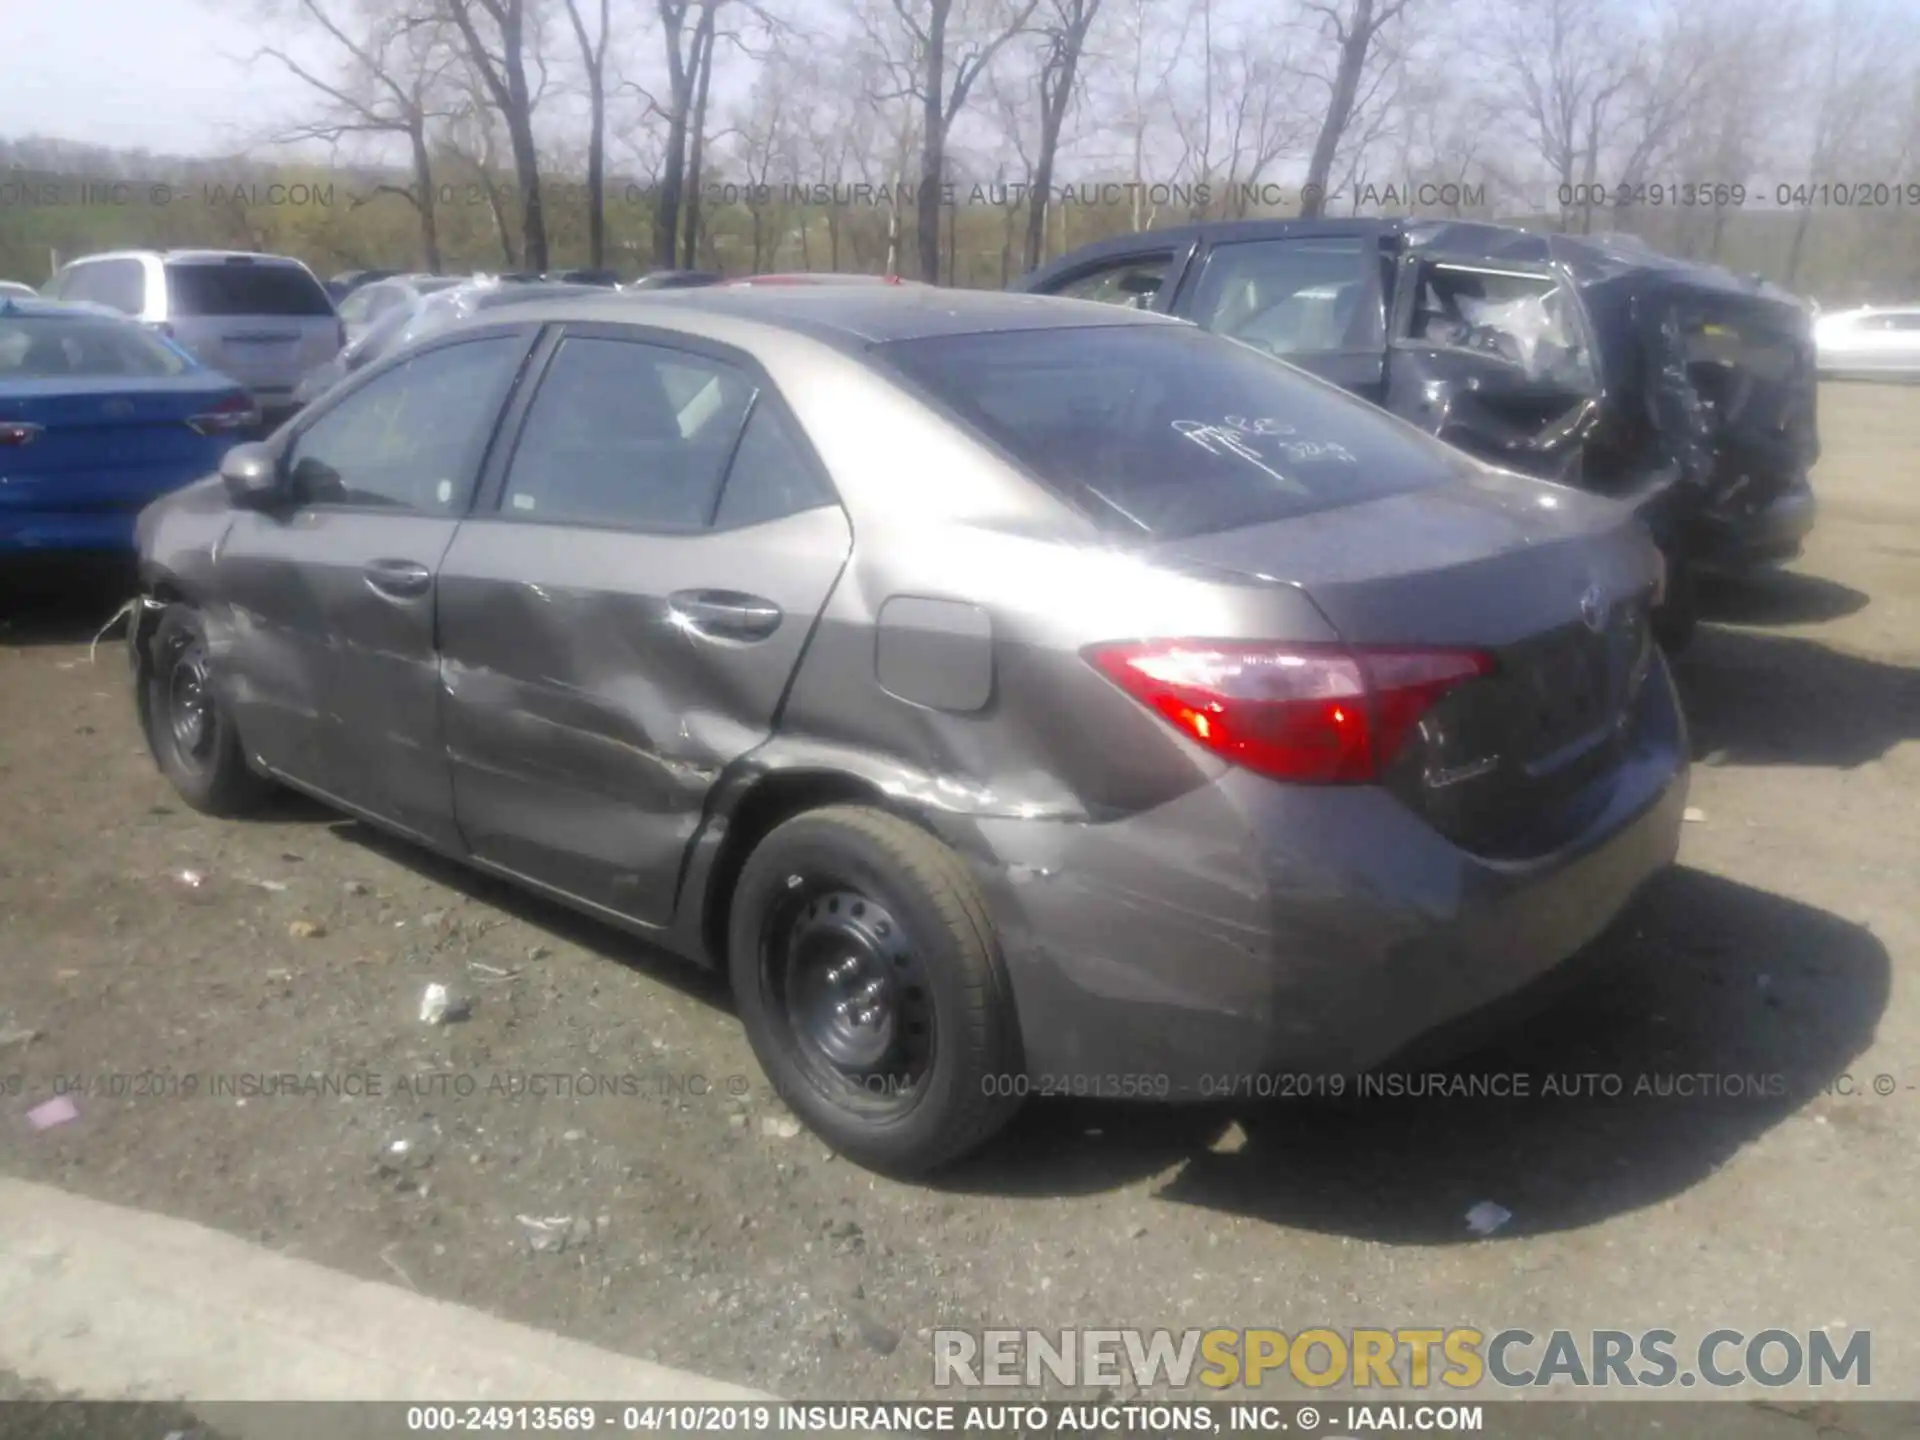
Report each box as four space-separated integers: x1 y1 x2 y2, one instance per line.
0 421 43 447
1086 641 1494 784
187 392 262 436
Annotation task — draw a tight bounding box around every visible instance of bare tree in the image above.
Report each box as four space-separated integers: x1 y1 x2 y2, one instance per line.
1297 0 1414 217
443 0 550 270
1023 0 1104 266
560 0 611 267
256 0 456 270
858 0 1042 280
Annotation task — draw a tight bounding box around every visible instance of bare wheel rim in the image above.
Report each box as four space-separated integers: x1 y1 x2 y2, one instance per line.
763 881 936 1115
165 633 216 768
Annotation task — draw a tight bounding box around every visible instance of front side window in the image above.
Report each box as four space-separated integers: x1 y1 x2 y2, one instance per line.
286 335 527 512
1188 238 1382 356
879 323 1470 541
499 337 756 529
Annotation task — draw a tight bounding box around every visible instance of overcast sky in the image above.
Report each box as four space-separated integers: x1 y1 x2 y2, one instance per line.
1 0 313 156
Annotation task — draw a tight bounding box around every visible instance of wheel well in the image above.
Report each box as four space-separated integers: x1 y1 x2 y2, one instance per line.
700 770 895 968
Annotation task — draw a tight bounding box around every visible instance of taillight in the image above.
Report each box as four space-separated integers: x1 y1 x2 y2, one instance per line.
1086 640 1495 784
0 421 44 447
187 392 262 436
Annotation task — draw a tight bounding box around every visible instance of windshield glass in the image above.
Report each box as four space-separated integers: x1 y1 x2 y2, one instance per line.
877 323 1468 539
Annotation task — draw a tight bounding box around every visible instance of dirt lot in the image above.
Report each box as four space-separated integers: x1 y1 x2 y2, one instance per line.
2 383 1917 1403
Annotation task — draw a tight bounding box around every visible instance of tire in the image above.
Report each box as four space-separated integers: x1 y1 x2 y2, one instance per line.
727 804 1024 1175
141 603 275 817
1653 560 1698 654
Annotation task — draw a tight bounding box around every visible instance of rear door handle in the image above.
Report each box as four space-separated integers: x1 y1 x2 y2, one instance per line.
363 558 433 600
667 589 783 641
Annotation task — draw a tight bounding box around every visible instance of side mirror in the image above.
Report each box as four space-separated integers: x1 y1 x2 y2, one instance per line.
220 442 285 508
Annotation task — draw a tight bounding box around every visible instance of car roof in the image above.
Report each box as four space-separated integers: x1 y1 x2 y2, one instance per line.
0 295 129 319
477 285 1185 347
63 248 315 268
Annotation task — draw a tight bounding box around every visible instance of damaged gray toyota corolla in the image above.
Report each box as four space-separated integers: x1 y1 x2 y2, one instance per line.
128 286 1689 1175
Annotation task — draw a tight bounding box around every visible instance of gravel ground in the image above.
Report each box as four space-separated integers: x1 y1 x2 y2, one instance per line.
0 381 1916 1405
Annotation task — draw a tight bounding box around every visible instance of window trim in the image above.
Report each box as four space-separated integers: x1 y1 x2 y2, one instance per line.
275 324 544 518
469 320 843 536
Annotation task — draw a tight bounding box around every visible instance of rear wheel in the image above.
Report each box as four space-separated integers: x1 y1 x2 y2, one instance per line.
727 805 1023 1175
142 604 275 816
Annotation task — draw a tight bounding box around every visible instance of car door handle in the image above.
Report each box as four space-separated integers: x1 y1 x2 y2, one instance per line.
667 589 783 641
363 558 433 600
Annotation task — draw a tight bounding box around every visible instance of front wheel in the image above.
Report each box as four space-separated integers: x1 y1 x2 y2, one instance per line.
727 805 1024 1175
141 603 275 816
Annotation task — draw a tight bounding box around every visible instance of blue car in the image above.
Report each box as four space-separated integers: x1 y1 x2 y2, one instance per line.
0 296 258 557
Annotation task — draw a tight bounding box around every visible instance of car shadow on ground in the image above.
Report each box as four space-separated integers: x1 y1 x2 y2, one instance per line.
1675 622 1920 768
1696 569 1869 628
0 564 139 648
941 865 1888 1241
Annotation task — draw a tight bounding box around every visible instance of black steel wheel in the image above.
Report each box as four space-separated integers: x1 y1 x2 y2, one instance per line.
141 603 275 816
728 805 1023 1174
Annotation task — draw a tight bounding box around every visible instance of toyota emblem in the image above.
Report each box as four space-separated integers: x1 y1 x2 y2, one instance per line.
1580 585 1608 632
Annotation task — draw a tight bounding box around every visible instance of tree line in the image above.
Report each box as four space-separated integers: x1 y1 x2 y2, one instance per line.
3 0 1918 302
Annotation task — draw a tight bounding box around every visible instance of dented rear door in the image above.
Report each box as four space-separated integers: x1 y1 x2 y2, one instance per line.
436 324 851 929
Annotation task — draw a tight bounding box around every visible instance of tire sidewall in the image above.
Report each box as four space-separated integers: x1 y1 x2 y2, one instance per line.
728 813 1012 1169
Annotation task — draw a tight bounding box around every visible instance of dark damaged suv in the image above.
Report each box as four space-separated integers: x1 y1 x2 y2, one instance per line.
1015 218 1820 647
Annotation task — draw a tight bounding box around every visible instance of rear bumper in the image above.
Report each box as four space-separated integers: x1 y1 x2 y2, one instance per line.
942 662 1689 1095
0 510 138 554
1695 477 1817 573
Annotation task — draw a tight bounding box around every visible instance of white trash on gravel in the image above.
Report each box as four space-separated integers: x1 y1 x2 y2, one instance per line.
418 983 471 1025
1465 1200 1513 1236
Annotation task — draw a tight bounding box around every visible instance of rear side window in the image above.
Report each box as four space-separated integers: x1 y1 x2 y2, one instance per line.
58 259 147 316
500 337 756 529
713 401 836 528
878 324 1468 541
0 315 190 377
165 262 334 317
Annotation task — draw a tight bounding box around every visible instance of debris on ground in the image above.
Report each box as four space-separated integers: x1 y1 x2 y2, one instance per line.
343 880 371 896
243 878 290 893
172 870 207 890
1465 1201 1513 1236
27 1095 80 1131
1683 807 1708 823
418 983 471 1025
516 1214 585 1254
288 919 326 939
761 1116 802 1139
0 1023 40 1051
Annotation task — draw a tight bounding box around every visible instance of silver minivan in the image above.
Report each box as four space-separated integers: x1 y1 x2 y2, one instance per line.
42 250 343 424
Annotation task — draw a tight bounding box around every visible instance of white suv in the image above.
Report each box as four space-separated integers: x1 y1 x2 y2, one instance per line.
42 249 344 424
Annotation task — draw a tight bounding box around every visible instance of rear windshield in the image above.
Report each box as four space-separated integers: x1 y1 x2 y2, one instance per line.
877 324 1466 539
0 315 192 378
165 262 334 317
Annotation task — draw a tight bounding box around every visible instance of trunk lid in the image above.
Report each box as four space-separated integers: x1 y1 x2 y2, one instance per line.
1162 469 1664 856
0 375 245 511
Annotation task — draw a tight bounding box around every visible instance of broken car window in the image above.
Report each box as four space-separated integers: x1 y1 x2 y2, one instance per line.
1407 263 1596 390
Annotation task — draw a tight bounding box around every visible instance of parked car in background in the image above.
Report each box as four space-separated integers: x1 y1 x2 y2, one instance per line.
325 269 403 303
129 285 1685 1174
1814 305 1920 380
0 280 37 299
290 279 604 410
626 269 723 290
335 273 465 346
544 268 623 287
41 250 343 429
1015 218 1822 647
1 295 257 557
729 272 917 286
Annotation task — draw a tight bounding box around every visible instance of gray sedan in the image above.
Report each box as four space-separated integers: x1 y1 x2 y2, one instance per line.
127 286 1688 1174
